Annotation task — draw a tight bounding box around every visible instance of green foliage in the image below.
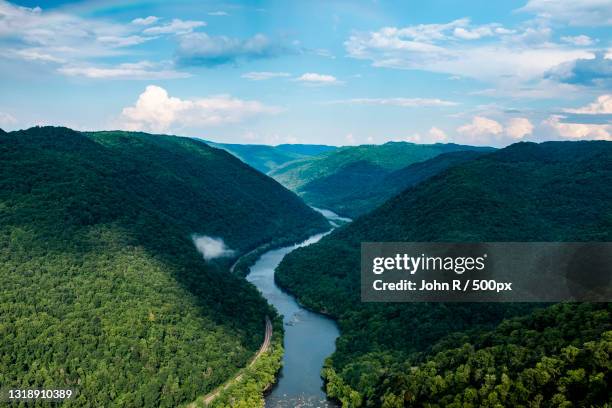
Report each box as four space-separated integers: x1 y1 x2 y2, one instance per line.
208 141 336 174
196 319 284 408
374 304 611 407
303 150 490 218
276 141 612 406
270 142 493 217
0 127 327 406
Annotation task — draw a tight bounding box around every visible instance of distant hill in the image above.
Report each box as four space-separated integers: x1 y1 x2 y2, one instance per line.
205 141 336 173
0 127 328 406
269 142 493 216
276 141 612 407
302 150 490 217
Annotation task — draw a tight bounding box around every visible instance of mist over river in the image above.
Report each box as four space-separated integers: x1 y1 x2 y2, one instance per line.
246 231 340 408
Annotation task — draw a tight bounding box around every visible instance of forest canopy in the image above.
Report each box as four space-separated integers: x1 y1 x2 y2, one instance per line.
276 140 612 407
0 127 328 407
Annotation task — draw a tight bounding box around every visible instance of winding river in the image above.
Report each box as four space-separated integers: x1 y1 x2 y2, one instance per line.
246 230 340 407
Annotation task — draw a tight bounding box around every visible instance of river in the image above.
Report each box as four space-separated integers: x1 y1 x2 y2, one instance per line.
246 231 340 408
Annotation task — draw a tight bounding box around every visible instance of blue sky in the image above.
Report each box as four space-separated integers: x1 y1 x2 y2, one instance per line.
0 0 610 146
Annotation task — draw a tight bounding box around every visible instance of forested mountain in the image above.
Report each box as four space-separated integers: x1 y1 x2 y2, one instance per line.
0 127 328 407
205 141 336 173
302 150 490 218
269 142 492 216
276 141 612 407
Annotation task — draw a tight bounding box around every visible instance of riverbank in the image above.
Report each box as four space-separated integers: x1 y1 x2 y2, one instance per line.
246 232 340 408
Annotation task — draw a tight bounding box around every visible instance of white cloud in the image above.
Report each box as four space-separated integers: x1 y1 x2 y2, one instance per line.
456 116 535 144
543 115 611 140
143 18 206 35
344 19 593 96
192 235 235 261
58 61 189 80
13 48 65 63
564 94 612 114
428 127 448 142
0 111 17 127
453 26 495 40
296 72 341 85
344 133 357 145
404 127 448 144
0 1 137 54
0 2 188 80
326 97 457 107
208 11 229 16
97 35 152 47
561 35 594 46
519 0 612 26
457 116 503 141
241 71 290 81
119 85 282 132
131 16 159 25
506 117 534 139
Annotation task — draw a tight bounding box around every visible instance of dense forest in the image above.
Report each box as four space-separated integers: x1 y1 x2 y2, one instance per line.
269 142 492 217
207 141 336 173
276 141 612 407
0 127 328 406
301 150 490 218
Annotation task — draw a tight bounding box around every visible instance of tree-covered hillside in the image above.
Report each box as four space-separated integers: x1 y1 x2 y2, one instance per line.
206 140 336 173
269 142 492 216
0 127 328 407
302 150 490 218
276 141 612 407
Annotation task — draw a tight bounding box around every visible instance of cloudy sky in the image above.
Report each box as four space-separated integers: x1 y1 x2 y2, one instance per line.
0 0 610 146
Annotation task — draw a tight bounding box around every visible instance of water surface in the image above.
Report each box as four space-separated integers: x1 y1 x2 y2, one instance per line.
246 232 340 408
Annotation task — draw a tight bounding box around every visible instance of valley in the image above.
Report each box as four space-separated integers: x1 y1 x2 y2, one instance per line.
2 127 610 407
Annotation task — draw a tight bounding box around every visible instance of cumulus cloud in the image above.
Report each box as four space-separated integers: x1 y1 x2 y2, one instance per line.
325 97 457 107
176 33 290 66
131 16 159 26
506 117 535 139
118 85 282 132
457 116 503 138
296 73 341 85
428 127 448 142
564 94 612 114
58 61 188 80
143 18 206 35
192 235 235 261
543 115 611 140
241 71 290 80
456 116 534 144
519 0 612 26
406 127 449 144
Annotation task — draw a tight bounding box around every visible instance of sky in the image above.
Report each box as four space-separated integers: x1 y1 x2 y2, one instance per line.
0 0 610 146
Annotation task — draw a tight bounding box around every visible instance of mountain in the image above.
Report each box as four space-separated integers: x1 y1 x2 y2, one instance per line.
301 150 490 218
269 142 493 216
0 127 328 407
275 141 612 407
205 141 336 173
